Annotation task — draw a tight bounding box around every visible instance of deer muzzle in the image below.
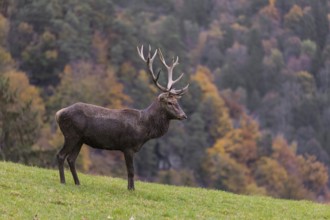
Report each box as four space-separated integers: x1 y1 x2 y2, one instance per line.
179 113 187 120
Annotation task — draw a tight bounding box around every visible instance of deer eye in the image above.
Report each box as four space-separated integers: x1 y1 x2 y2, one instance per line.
167 101 174 106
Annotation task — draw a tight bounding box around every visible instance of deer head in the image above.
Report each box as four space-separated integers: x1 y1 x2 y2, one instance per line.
137 45 189 120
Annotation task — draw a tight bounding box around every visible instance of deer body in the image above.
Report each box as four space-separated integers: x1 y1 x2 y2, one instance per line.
56 100 180 151
56 46 188 190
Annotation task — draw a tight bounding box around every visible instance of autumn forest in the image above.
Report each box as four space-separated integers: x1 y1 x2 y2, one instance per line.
1 0 330 202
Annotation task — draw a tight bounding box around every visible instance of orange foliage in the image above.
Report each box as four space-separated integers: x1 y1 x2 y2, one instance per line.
208 114 259 164
253 157 288 197
271 135 298 172
204 153 252 194
284 5 304 26
260 0 280 20
205 112 261 193
298 155 328 195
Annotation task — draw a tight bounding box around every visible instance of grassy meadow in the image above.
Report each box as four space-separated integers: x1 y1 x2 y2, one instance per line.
0 161 329 219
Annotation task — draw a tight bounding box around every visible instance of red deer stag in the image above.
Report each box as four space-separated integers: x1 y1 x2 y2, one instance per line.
55 45 189 190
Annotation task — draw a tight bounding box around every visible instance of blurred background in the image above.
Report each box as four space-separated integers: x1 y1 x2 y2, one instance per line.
1 0 330 202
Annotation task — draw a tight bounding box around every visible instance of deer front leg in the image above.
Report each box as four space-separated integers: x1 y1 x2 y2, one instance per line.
124 150 135 190
57 153 66 184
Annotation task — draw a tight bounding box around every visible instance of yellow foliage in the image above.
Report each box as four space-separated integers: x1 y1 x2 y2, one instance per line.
2 69 47 154
80 145 92 172
0 14 9 44
290 4 303 17
120 62 136 78
208 20 223 40
254 157 289 197
18 22 33 34
269 0 276 7
208 114 260 164
207 138 227 155
260 1 280 20
192 66 232 138
272 135 297 161
231 23 248 33
4 70 45 118
295 71 316 96
192 66 216 95
0 46 13 67
51 62 130 111
204 153 252 194
41 31 56 43
45 50 58 60
0 15 12 67
103 67 131 108
284 5 304 25
63 64 72 75
297 155 329 194
92 31 108 65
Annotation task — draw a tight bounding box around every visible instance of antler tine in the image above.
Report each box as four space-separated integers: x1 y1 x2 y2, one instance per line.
171 83 189 96
173 56 179 67
137 45 167 92
138 45 189 96
137 45 157 63
158 48 188 92
172 72 184 85
137 45 146 62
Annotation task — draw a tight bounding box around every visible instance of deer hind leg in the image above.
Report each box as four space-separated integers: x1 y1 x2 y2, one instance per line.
56 136 81 184
57 147 68 184
67 142 83 185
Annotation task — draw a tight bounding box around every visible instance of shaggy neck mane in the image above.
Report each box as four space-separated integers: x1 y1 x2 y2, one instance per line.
142 99 170 140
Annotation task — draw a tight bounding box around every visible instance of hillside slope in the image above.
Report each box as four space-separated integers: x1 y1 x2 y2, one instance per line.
0 162 329 219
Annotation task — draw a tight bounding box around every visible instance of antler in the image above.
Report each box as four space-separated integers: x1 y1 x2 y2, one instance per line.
137 45 189 96
137 45 168 92
157 49 189 96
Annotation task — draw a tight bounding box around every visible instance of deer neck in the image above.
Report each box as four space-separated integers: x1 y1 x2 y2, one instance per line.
142 100 170 139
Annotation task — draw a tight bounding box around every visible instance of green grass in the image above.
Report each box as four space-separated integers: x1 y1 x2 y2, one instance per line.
0 162 329 220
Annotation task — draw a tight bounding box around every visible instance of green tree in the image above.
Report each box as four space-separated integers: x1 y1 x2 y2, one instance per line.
192 66 232 140
262 49 285 92
245 29 265 108
8 0 115 86
180 0 213 27
48 62 129 112
0 72 43 163
204 152 252 194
